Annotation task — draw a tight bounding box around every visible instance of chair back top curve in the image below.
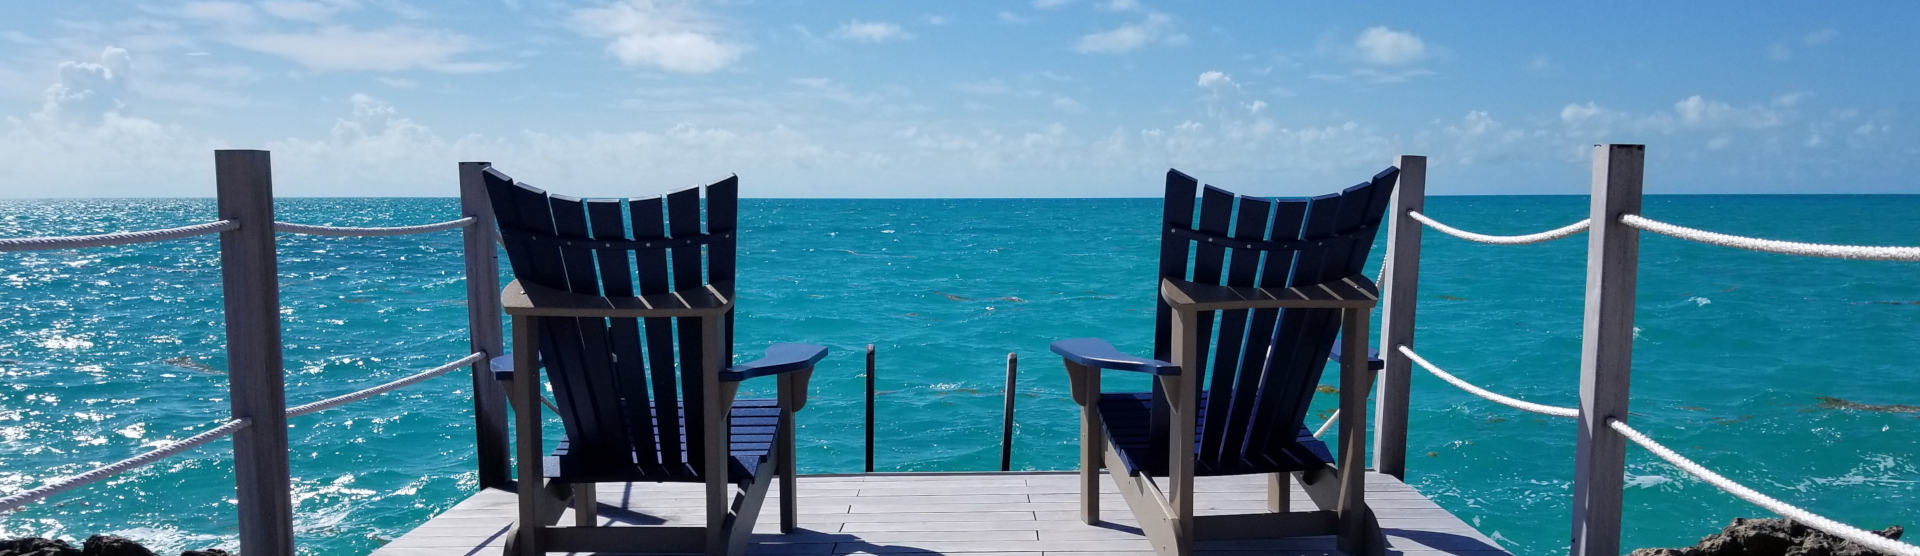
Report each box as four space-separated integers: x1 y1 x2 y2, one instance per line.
1149 167 1399 469
483 168 739 480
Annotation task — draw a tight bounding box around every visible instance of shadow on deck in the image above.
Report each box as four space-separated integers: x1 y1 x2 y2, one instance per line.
372 472 1507 556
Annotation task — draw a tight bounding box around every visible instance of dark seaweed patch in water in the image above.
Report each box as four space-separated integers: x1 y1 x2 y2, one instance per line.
164 356 222 374
1816 396 1920 413
933 290 1026 303
1437 295 1469 301
1315 385 1338 394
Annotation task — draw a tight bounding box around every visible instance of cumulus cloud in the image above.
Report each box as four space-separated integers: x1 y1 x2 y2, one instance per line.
1354 26 1425 66
37 47 134 120
832 20 912 43
1195 70 1233 88
1074 13 1174 54
1560 102 1607 125
570 0 746 73
1674 95 1783 129
227 26 507 73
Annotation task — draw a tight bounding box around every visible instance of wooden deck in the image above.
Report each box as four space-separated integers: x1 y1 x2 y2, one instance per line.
372 471 1505 556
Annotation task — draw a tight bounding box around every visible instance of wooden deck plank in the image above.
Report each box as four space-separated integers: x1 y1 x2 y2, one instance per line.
371 472 1505 556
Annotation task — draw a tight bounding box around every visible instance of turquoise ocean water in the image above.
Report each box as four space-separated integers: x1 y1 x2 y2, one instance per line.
1 195 1915 555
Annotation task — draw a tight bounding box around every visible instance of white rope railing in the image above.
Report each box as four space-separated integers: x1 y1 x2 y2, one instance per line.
0 418 250 513
1313 410 1339 439
1610 418 1920 555
1399 345 1580 418
0 220 236 253
1621 214 1920 262
1409 211 1590 245
286 352 485 418
273 217 473 237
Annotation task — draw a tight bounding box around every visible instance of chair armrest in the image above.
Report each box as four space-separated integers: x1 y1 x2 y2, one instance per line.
1050 338 1179 376
721 343 829 382
1328 343 1384 371
1160 275 1377 312
501 279 733 318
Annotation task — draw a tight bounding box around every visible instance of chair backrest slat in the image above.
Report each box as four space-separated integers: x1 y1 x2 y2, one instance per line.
485 170 740 481
629 197 685 470
1198 195 1273 462
1243 191 1345 456
665 187 707 472
1149 171 1200 473
1153 168 1398 470
491 180 594 459
1222 198 1306 462
589 199 658 468
707 177 739 366
548 195 633 474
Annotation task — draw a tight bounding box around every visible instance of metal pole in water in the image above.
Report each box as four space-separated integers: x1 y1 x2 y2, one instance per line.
865 344 875 474
1001 352 1017 472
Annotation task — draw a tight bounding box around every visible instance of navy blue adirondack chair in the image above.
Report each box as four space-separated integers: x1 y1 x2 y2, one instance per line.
483 168 828 556
1051 168 1398 556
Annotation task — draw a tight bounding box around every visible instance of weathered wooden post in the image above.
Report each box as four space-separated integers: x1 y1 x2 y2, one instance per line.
864 344 875 473
459 161 510 489
1373 154 1425 480
1571 144 1644 556
1001 352 1017 472
215 149 295 555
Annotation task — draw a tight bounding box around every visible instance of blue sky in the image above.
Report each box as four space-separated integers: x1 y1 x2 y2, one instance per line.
1 1 1915 197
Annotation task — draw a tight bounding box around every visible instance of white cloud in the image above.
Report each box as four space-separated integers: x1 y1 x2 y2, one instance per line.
1770 27 1840 61
1074 13 1174 54
570 0 745 73
227 26 507 73
1674 95 1783 129
1195 70 1233 88
176 2 262 27
1527 54 1552 72
923 14 949 26
1032 0 1073 8
832 20 912 43
37 47 134 121
1052 96 1086 113
790 77 832 89
1560 102 1607 125
1354 26 1425 66
259 0 358 22
1245 100 1266 114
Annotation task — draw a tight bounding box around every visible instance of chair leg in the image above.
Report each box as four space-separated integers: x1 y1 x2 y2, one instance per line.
572 483 596 527
1268 473 1290 513
1075 364 1101 525
510 316 543 556
778 373 799 533
1080 407 1102 524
